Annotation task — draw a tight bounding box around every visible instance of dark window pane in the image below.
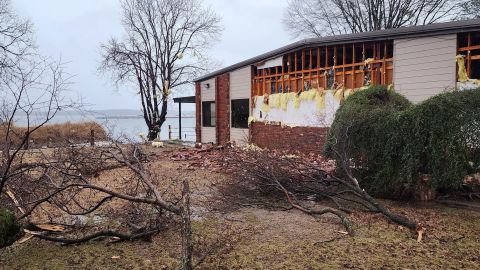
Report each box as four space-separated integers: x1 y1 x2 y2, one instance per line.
202 101 215 127
231 99 249 129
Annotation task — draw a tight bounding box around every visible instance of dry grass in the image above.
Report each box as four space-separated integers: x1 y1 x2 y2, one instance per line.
0 121 108 147
1 147 480 269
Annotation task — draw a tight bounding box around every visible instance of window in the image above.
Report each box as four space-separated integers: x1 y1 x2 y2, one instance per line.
231 99 249 129
202 101 215 127
457 31 480 80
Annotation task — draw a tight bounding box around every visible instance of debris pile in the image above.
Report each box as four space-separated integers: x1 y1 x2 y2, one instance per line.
152 144 337 174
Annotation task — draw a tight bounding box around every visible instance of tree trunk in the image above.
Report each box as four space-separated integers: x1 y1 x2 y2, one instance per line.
147 126 160 141
180 179 193 270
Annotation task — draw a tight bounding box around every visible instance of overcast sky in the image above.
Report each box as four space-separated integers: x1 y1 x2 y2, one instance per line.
12 0 291 111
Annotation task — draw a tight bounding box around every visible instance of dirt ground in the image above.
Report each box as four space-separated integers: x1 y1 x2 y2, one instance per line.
1 146 480 270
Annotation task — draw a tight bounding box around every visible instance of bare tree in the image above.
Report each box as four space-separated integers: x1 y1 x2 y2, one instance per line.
100 0 222 140
283 0 464 38
459 0 480 19
0 58 72 197
0 0 33 76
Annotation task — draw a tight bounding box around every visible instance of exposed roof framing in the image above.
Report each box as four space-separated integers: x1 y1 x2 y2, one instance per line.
195 19 480 82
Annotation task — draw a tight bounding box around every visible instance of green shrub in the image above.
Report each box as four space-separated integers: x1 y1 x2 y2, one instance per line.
0 208 20 248
324 86 480 197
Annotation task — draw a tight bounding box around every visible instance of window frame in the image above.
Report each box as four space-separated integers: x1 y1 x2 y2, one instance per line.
202 101 216 127
230 98 249 129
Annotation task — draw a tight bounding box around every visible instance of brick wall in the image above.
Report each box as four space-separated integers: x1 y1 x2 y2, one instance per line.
250 122 329 153
195 82 201 143
215 73 230 145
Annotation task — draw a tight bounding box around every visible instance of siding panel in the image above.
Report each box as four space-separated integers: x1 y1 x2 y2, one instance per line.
201 127 216 144
200 78 216 143
394 34 456 103
230 66 251 100
200 78 216 101
230 66 251 144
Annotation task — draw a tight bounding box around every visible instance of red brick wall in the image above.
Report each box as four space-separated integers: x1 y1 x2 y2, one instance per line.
195 82 202 143
250 122 330 153
215 73 230 145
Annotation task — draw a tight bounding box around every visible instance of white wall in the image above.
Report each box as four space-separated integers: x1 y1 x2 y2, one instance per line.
229 66 251 145
251 90 340 128
394 34 457 103
200 78 216 144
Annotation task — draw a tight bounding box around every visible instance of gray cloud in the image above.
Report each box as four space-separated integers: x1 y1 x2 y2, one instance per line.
12 0 290 111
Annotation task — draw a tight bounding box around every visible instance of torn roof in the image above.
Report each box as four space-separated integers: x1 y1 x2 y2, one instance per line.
195 19 480 82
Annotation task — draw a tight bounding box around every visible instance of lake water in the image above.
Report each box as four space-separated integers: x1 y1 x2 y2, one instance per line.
14 109 196 142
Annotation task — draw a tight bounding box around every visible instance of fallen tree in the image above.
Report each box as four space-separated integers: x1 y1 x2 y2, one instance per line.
214 147 420 237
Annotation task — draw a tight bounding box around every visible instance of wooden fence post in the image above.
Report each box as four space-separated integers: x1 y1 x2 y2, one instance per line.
168 125 172 140
90 129 95 146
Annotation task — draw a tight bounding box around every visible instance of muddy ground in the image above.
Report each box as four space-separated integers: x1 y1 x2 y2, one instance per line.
1 146 479 270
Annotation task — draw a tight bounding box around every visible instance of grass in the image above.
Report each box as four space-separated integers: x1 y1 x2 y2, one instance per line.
1 152 479 269
0 121 108 147
2 200 479 269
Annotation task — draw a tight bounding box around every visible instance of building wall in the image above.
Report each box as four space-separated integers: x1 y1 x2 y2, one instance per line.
250 122 329 153
200 78 216 144
394 34 457 103
215 73 230 145
229 66 251 145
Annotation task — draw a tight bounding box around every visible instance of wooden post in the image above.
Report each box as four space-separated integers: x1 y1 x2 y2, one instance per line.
168 125 172 140
90 129 94 147
181 179 193 270
178 102 182 140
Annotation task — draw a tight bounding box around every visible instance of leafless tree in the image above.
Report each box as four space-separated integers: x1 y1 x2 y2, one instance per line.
100 0 222 140
283 0 464 38
216 147 420 237
459 0 480 19
0 0 33 75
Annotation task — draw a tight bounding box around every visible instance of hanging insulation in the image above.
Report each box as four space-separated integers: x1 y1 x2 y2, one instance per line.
315 90 326 110
280 92 292 111
269 94 278 109
343 89 353 99
299 89 318 101
248 116 256 125
334 88 344 101
293 93 301 109
261 103 270 112
456 55 469 82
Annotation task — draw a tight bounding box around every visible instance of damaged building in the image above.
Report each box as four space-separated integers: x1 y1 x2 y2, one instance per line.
191 19 480 152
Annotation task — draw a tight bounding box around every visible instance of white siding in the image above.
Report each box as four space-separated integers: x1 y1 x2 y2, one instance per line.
230 128 249 145
201 127 216 144
230 66 251 99
394 34 457 103
200 78 216 101
200 78 216 143
229 66 251 145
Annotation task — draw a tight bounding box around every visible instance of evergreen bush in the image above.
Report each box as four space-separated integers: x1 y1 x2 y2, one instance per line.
0 208 20 248
325 86 480 197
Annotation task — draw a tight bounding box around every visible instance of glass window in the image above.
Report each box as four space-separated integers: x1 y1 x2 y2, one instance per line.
202 101 215 127
231 99 249 129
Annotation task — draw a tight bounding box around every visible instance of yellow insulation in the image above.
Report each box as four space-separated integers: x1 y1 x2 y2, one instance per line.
293 94 301 109
456 55 468 82
248 116 256 125
269 94 278 109
274 93 281 108
315 90 326 110
261 103 270 112
334 88 344 101
299 89 318 101
281 92 293 111
343 89 353 99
